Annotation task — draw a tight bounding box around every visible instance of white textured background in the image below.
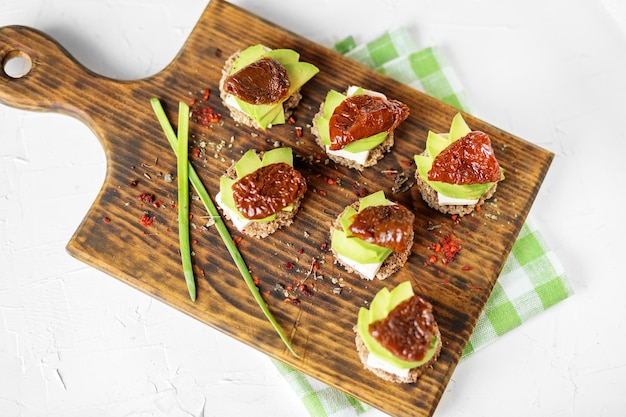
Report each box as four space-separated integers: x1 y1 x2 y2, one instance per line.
1 0 625 416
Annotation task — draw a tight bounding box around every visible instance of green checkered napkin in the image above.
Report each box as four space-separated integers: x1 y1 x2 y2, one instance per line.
272 28 573 416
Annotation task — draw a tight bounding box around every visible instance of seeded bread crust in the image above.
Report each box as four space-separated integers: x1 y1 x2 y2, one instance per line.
415 150 498 217
353 322 441 384
219 159 304 239
330 200 414 281
219 48 303 130
311 100 395 171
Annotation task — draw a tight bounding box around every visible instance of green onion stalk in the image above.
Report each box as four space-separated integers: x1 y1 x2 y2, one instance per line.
176 101 196 301
150 98 298 357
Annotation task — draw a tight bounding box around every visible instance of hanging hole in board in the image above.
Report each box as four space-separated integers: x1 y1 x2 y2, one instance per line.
3 51 33 79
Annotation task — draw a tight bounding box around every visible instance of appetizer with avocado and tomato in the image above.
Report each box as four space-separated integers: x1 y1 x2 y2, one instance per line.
215 147 307 238
312 86 409 170
414 113 504 216
354 281 441 383
330 190 414 281
219 44 319 130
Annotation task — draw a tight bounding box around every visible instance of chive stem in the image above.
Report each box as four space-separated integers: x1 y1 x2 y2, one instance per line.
176 101 196 301
150 97 298 357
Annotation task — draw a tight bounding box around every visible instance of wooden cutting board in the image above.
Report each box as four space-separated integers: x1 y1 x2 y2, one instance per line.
0 1 553 416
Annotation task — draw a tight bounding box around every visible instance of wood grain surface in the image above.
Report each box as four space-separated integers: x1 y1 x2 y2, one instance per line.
0 1 553 416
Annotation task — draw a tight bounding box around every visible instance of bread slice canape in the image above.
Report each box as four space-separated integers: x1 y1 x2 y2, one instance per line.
219 44 319 130
414 113 504 216
215 147 307 238
330 190 414 280
354 281 441 383
312 86 409 170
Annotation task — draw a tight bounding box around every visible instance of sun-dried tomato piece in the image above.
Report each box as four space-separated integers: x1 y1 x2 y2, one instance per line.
369 295 436 362
428 131 501 184
224 57 290 105
232 163 307 220
328 95 409 150
348 204 414 253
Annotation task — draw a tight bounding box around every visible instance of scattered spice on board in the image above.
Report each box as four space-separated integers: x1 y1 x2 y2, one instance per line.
423 216 466 268
427 233 462 265
274 278 316 304
189 89 222 126
351 181 368 198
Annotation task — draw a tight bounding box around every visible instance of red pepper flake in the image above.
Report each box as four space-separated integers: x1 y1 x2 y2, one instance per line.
310 258 319 272
295 126 303 138
462 265 472 271
327 178 336 185
428 255 437 264
320 242 327 251
299 284 314 297
475 205 481 212
102 217 111 224
288 116 296 124
319 190 327 196
352 183 368 198
285 262 294 270
138 193 155 204
253 277 260 286
297 248 304 255
192 148 201 158
129 180 138 187
284 297 301 305
140 213 153 227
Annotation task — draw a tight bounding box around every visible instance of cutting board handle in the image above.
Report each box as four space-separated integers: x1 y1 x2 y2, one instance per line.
0 25 123 122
